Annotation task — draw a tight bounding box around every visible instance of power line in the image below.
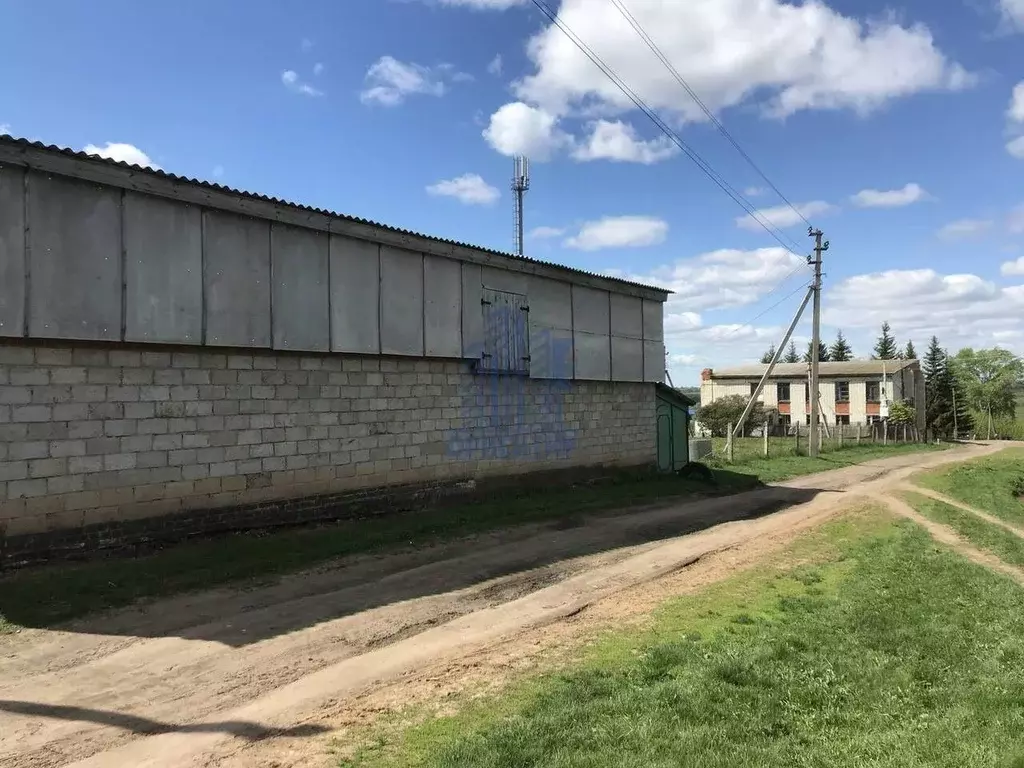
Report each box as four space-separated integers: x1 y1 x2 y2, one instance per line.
527 0 808 259
608 0 813 231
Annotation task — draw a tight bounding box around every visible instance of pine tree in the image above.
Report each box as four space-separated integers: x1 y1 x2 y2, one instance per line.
951 367 975 438
760 344 776 364
873 322 898 360
783 341 800 363
803 340 830 363
923 336 955 439
904 340 917 360
829 330 853 362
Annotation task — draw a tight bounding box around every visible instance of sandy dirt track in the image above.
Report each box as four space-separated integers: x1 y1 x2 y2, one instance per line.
0 442 1008 768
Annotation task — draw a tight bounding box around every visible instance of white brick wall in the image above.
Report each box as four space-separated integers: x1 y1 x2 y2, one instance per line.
0 344 656 536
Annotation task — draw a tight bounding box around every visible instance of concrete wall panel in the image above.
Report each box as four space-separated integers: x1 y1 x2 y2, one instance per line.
0 165 25 337
380 246 424 356
481 265 527 295
572 286 610 335
643 340 665 382
574 331 611 381
461 263 484 360
528 276 572 330
330 235 380 354
610 294 643 339
124 192 202 344
531 324 574 379
28 172 121 340
612 336 643 382
272 224 329 352
642 300 664 341
203 210 271 347
424 255 462 358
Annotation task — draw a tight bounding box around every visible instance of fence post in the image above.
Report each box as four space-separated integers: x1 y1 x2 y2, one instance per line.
795 424 800 454
838 425 844 449
856 425 862 445
726 423 734 463
763 421 769 458
818 425 823 454
883 422 888 445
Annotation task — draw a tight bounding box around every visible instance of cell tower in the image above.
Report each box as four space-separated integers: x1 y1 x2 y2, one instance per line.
511 155 530 256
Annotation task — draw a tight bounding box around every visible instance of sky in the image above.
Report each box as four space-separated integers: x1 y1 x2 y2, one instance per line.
2 0 1023 385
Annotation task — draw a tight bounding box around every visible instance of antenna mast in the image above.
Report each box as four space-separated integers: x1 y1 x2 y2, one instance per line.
511 155 530 256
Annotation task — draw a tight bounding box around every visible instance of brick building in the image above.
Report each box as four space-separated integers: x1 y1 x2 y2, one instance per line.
699 360 926 431
0 136 668 564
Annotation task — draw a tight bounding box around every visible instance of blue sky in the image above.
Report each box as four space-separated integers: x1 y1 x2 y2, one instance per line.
3 0 1023 384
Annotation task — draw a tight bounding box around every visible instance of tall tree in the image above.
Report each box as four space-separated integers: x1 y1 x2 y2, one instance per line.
950 347 1024 439
923 336 955 439
783 341 800 364
803 340 830 363
829 330 853 362
903 340 917 360
759 344 777 364
873 322 898 360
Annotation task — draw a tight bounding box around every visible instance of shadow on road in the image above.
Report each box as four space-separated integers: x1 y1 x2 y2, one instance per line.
0 699 326 740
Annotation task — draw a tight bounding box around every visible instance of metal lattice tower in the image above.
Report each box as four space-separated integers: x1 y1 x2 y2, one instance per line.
511 155 530 256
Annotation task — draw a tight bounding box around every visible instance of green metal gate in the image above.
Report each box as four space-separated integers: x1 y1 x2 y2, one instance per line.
656 384 693 472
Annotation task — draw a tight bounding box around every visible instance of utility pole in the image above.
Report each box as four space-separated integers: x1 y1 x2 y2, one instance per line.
807 227 828 458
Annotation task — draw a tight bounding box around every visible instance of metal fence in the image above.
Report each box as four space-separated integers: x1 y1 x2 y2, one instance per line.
717 420 924 462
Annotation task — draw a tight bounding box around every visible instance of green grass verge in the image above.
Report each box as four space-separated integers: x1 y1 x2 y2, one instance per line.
707 439 946 483
0 468 759 633
0 441 947 634
915 448 1024 526
339 507 1024 768
901 491 1024 569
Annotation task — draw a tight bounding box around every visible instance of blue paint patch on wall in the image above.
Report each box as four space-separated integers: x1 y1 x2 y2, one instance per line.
448 325 577 461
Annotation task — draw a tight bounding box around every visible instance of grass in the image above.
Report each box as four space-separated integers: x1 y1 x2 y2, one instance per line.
707 437 946 483
901 491 1024 569
915 448 1024 526
338 507 1024 768
0 440 947 633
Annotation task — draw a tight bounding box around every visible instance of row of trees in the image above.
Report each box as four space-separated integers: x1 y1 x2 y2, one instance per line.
759 323 916 365
924 339 1023 439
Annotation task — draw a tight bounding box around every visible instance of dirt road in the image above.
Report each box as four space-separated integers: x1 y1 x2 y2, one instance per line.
0 443 1006 768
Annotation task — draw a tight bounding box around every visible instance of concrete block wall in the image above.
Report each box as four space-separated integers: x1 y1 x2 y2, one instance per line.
0 342 656 543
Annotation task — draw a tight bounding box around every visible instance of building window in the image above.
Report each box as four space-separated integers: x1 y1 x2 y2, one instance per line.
866 381 881 403
835 381 850 403
749 382 758 398
778 414 791 427
867 415 882 424
836 414 850 426
777 382 791 403
479 289 530 374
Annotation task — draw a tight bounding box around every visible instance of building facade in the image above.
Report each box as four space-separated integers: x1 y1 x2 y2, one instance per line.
699 360 926 431
0 137 668 563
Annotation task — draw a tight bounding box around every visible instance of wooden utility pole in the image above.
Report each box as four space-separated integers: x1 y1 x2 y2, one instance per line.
807 228 828 458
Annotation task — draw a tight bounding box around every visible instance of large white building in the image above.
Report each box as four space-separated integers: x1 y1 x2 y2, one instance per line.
699 360 926 431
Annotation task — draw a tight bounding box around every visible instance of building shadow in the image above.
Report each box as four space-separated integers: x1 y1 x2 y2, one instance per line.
0 471 826 647
0 699 327 740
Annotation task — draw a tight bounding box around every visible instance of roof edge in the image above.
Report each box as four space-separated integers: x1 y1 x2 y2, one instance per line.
0 135 671 302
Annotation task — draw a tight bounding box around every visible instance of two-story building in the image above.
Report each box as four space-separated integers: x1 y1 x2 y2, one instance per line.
699 360 926 431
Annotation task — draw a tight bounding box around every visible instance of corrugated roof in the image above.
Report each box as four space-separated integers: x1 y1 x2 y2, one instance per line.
0 134 669 297
709 360 918 379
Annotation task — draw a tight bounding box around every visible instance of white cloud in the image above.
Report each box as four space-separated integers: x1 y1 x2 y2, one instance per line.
82 142 161 170
823 267 1024 352
1007 136 1024 159
571 120 679 164
282 70 323 97
426 173 500 205
736 201 834 231
360 56 463 106
487 54 503 76
564 216 668 251
999 0 1024 31
511 0 973 123
439 0 527 8
610 246 808 313
529 226 566 239
313 62 325 76
850 182 928 208
1002 256 1024 276
937 218 994 240
482 102 570 160
1009 81 1024 122
300 38 314 52
1008 204 1024 234
1007 82 1024 158
0 123 10 135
